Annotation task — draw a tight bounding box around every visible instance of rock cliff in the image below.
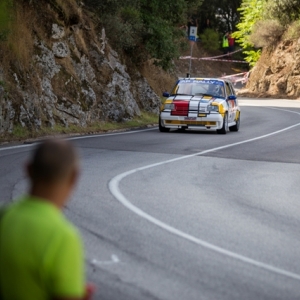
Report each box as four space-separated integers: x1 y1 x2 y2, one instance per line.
0 2 161 135
244 38 300 99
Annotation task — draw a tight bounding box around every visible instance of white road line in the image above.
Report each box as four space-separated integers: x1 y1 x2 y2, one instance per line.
109 108 300 281
0 128 156 152
90 255 120 267
68 128 156 141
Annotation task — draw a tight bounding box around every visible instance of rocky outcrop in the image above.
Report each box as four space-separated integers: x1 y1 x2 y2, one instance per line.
0 20 161 134
246 38 300 98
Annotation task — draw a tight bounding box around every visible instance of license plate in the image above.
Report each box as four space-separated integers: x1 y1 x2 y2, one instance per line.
184 117 196 120
198 113 207 117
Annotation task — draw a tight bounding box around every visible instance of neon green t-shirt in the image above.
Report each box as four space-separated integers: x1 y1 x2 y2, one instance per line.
0 196 85 300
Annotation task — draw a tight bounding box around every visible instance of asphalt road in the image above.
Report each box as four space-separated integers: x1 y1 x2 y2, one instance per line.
1 98 300 300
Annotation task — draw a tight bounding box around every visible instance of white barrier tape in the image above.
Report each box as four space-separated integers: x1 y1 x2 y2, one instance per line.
200 58 248 64
179 56 248 64
179 56 197 59
199 48 243 60
179 48 243 61
221 72 248 78
220 72 250 84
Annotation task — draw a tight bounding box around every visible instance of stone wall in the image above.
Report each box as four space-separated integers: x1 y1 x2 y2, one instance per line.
246 39 300 98
0 23 161 134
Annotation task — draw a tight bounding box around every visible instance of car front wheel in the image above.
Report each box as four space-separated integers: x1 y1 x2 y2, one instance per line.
159 116 170 132
229 114 240 132
217 112 228 134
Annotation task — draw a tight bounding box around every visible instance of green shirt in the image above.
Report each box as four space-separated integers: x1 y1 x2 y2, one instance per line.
222 36 229 48
0 196 85 300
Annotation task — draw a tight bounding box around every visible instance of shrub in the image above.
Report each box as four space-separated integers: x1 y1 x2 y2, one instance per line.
243 49 261 67
250 19 284 48
264 0 300 26
103 7 143 51
283 20 300 40
199 28 219 51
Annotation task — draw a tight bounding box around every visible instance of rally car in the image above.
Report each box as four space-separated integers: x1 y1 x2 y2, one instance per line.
159 78 240 134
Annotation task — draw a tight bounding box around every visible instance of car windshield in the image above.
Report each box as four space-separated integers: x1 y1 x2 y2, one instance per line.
172 79 225 98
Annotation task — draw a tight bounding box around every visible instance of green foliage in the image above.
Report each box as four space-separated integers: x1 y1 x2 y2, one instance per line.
84 0 204 70
196 0 242 33
142 17 180 69
232 0 265 66
233 0 265 48
12 124 29 138
264 0 300 26
0 0 13 41
104 6 143 51
243 49 261 67
284 20 300 40
199 28 220 51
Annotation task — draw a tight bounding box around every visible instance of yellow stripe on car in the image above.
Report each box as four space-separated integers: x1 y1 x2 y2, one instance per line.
203 96 213 100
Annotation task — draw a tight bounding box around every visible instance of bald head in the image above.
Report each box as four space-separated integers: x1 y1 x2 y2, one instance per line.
28 139 79 184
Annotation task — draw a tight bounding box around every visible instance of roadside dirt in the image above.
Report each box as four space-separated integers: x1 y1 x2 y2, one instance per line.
239 39 300 100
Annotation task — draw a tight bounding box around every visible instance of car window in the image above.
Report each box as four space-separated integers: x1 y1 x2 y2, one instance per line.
229 83 236 96
206 84 224 98
191 84 209 95
225 82 231 97
172 80 225 97
172 83 193 95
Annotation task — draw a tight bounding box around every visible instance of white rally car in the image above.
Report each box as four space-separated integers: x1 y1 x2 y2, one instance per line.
159 78 240 134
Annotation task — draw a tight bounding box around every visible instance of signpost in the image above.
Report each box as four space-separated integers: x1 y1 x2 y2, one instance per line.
187 26 197 78
189 26 197 42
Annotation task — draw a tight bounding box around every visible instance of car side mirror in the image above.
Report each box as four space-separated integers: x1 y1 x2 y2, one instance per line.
228 95 236 100
163 92 170 97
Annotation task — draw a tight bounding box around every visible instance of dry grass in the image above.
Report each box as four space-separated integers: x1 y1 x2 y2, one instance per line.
73 29 88 54
283 21 300 40
0 2 34 72
250 20 285 48
44 0 82 27
0 111 158 144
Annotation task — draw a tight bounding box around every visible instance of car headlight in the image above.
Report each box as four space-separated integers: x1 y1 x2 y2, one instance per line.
207 105 219 112
164 103 174 110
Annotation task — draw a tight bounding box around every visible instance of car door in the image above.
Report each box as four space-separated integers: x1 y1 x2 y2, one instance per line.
228 82 239 120
225 82 235 123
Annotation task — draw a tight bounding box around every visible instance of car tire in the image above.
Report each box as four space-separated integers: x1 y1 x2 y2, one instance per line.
229 114 240 132
159 116 170 132
217 112 228 134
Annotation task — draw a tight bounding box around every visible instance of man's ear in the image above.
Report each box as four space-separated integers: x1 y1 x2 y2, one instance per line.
68 166 79 188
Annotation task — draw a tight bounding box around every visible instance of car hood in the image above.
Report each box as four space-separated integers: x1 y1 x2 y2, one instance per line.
168 95 225 104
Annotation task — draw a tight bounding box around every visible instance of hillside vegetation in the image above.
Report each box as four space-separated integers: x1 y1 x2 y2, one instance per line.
234 0 300 66
2 0 299 141
0 0 245 141
0 0 172 141
234 0 300 98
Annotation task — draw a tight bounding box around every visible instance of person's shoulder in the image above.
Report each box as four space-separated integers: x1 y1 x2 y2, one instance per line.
59 215 81 241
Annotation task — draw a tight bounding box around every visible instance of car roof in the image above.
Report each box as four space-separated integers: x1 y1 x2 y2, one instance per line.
178 77 228 83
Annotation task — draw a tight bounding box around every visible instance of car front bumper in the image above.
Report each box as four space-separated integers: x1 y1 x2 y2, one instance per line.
160 111 224 130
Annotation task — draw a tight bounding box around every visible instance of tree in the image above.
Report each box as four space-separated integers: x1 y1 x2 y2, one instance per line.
196 0 242 34
264 0 300 26
84 0 204 69
232 0 265 66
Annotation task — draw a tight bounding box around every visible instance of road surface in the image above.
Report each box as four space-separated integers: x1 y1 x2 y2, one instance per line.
1 98 300 299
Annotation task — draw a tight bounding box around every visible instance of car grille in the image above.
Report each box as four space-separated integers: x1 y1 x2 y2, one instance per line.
165 120 217 126
170 101 189 116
